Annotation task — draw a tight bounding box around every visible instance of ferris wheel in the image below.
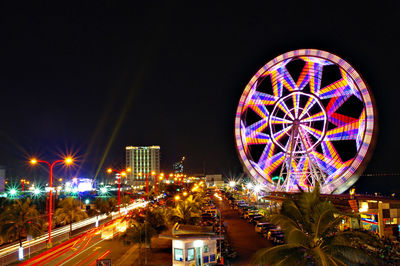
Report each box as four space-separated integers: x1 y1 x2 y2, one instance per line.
235 49 376 194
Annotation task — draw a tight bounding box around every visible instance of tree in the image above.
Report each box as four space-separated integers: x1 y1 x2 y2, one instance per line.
0 198 42 248
120 221 157 265
170 195 201 225
145 207 168 234
54 197 88 237
252 183 379 265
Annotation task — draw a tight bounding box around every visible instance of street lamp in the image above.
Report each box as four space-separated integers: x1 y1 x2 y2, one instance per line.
30 156 74 247
107 167 131 213
138 171 156 197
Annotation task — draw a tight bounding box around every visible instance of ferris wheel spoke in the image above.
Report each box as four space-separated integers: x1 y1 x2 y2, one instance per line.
295 62 310 90
309 151 341 176
264 152 285 177
319 79 353 99
245 119 268 136
356 110 366 150
300 125 323 140
257 142 275 169
273 126 292 142
246 133 270 145
269 116 292 125
321 140 342 163
326 95 351 115
325 120 359 141
247 94 270 119
281 67 299 92
276 101 295 120
341 69 362 101
252 91 278 106
270 71 284 98
298 97 317 120
292 93 301 118
328 113 357 127
301 111 325 123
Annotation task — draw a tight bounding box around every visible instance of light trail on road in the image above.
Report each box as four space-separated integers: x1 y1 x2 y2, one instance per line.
0 201 146 262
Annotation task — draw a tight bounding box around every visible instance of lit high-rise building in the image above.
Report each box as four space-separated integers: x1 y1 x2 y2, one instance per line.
126 146 160 188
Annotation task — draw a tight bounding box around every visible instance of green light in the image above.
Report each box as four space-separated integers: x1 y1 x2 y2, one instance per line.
9 188 17 196
272 176 284 181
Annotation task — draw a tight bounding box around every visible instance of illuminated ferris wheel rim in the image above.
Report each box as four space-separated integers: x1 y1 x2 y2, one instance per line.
234 49 376 194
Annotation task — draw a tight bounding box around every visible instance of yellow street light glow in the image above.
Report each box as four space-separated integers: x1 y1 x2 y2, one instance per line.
151 171 156 175
126 168 132 173
183 192 188 196
30 159 37 165
107 168 113 173
64 157 73 164
169 173 173 177
59 178 63 182
138 172 142 176
175 195 180 201
121 172 127 177
160 173 164 177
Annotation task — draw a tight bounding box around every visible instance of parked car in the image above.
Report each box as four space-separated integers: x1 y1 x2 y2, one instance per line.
249 215 263 224
255 222 272 233
244 210 259 219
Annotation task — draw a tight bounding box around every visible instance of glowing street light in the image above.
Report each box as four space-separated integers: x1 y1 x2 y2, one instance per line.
138 171 156 197
9 188 18 196
253 184 261 194
33 188 41 196
100 187 108 194
174 195 180 201
30 156 74 247
229 181 236 188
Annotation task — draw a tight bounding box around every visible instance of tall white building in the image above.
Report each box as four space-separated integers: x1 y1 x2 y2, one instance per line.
126 146 160 188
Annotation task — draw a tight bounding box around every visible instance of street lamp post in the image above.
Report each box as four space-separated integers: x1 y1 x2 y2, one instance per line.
107 167 131 213
30 157 73 247
139 171 155 197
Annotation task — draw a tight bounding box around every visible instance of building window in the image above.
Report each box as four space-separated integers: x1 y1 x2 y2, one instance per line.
174 248 183 261
187 248 194 261
203 245 209 253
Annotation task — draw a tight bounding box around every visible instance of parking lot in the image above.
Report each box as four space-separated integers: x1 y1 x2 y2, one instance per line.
215 199 273 265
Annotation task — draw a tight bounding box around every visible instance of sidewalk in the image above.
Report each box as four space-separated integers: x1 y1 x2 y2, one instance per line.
216 200 273 265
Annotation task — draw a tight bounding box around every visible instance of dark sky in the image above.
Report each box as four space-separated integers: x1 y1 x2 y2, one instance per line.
1 2 399 192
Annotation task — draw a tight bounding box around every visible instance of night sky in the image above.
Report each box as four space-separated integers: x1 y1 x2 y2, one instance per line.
1 2 399 193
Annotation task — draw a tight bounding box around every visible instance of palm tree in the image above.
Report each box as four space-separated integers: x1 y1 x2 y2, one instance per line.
0 198 42 248
120 221 157 265
170 195 201 225
145 207 168 234
54 197 88 237
252 183 379 265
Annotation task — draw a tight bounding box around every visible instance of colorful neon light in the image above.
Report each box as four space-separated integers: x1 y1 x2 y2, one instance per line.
235 49 376 194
